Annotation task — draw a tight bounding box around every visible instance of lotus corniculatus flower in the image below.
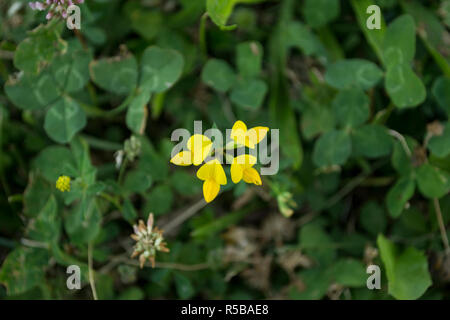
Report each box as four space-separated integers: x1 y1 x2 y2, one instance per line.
131 213 169 268
230 120 268 149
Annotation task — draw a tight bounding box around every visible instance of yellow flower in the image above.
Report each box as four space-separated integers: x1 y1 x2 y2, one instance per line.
196 159 227 202
170 134 213 166
230 120 269 149
56 175 71 192
230 155 262 185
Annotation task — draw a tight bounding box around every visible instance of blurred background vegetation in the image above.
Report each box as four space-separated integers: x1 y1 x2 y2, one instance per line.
0 0 450 300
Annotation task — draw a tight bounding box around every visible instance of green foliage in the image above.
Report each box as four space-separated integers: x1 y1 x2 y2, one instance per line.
351 124 392 158
332 88 369 128
382 15 426 108
432 77 450 116
299 223 336 266
90 54 138 95
14 21 66 74
230 78 267 109
416 163 450 199
382 15 416 68
0 247 49 296
386 177 415 218
236 41 262 78
329 259 366 287
0 0 447 301
140 46 184 93
202 41 267 110
44 96 87 143
201 59 236 92
26 195 60 243
313 129 351 167
303 0 340 28
385 64 426 108
325 59 383 90
377 235 432 300
428 123 450 158
359 202 387 236
206 0 265 30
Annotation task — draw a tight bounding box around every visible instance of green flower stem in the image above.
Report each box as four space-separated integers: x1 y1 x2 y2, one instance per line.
73 29 88 50
77 92 134 118
360 176 395 187
99 192 122 211
199 13 209 59
81 134 122 151
86 83 98 106
151 92 166 119
118 158 128 185
88 242 98 300
373 103 395 125
105 92 135 117
7 194 23 203
317 26 344 62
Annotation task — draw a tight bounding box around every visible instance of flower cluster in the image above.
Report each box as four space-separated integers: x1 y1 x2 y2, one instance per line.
170 120 269 203
114 135 142 169
29 0 84 20
55 175 71 192
123 135 142 162
131 214 169 268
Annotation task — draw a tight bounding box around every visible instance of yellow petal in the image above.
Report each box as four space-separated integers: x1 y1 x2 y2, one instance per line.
213 160 227 185
203 179 220 203
196 161 213 181
230 162 244 183
246 126 269 148
199 142 213 165
188 134 212 152
243 167 262 185
188 134 212 165
197 159 227 185
170 151 192 166
230 120 248 146
231 120 248 133
233 154 257 167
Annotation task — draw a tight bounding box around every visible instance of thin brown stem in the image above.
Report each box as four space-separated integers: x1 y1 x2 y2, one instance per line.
99 254 210 273
162 198 207 235
433 198 450 256
0 50 14 59
73 29 88 50
388 129 412 157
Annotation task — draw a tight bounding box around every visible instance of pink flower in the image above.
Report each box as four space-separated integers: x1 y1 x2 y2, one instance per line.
28 0 84 20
